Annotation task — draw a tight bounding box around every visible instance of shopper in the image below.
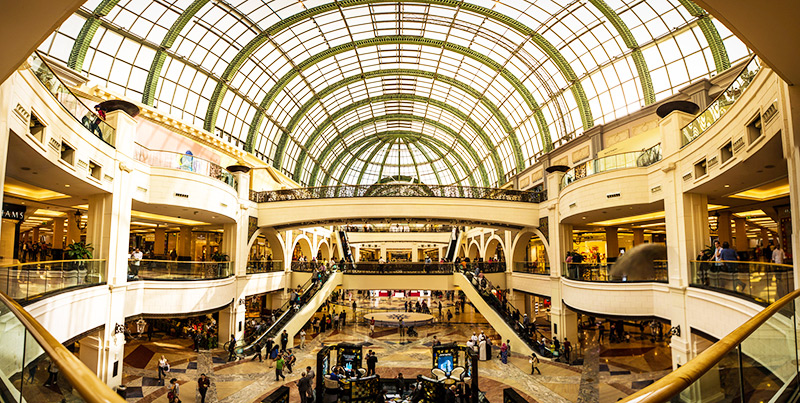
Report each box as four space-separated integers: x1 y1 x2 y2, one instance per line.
197 373 211 403
167 378 180 403
275 354 286 381
157 356 169 384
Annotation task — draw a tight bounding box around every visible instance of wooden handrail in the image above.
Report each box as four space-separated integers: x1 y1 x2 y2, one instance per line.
620 287 800 402
0 292 125 403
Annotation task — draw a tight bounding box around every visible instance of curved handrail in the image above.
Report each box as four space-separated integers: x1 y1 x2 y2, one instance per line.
620 287 800 402
250 184 546 203
561 143 662 189
0 291 125 403
680 55 761 147
27 52 116 146
133 143 238 190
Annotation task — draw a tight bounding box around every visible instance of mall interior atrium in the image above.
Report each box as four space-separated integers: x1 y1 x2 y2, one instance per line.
0 0 799 402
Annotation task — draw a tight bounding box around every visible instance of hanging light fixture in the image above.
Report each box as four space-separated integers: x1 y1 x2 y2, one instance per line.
74 209 87 231
709 211 720 232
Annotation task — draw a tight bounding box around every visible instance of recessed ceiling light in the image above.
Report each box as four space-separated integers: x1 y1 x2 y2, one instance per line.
582 217 587 220
64 184 70 188
724 184 730 188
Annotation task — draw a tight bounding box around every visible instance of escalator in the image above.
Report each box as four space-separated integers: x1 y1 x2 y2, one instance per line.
237 270 342 356
453 270 535 357
337 230 354 267
444 227 460 262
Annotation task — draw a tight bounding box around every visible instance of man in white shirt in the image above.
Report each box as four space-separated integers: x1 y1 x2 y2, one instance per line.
772 245 786 264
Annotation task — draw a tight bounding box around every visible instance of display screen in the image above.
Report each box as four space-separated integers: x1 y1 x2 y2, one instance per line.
322 356 329 376
437 353 454 375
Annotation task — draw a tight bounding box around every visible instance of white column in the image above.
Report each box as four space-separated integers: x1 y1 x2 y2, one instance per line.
82 109 136 389
661 110 705 370
0 76 14 252
544 169 577 343
779 83 800 290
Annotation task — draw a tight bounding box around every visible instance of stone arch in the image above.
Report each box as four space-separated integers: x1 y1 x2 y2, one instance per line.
511 227 552 269
467 241 481 260
259 228 286 267
484 235 505 261
316 240 331 261
292 234 313 260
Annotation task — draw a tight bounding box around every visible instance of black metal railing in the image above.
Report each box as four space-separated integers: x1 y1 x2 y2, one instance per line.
250 184 547 203
562 262 668 283
237 270 333 356
459 269 541 355
343 262 454 274
513 261 550 275
246 260 283 274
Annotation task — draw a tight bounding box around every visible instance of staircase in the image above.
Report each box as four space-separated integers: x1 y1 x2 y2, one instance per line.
453 271 534 357
237 271 342 356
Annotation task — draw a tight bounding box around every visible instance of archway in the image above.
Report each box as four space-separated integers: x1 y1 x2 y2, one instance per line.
292 235 313 260
512 229 550 272
248 234 273 260
317 241 331 261
467 241 480 260
484 236 505 262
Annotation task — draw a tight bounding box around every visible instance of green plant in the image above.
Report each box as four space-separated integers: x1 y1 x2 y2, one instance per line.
698 245 715 261
65 241 93 259
211 251 229 262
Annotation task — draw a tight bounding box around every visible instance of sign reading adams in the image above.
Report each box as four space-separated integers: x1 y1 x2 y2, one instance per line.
2 203 26 220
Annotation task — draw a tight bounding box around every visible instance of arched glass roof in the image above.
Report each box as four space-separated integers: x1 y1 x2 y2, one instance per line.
39 0 749 187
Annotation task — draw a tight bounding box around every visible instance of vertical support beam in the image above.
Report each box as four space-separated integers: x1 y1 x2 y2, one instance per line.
605 227 619 259
717 211 732 245
0 76 14 260
632 228 645 246
82 109 136 389
178 226 192 257
779 82 800 289
734 217 748 252
52 218 65 249
661 110 706 372
154 227 166 255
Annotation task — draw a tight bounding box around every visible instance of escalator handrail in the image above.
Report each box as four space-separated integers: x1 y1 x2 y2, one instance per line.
238 271 332 354
460 271 537 350
0 292 126 402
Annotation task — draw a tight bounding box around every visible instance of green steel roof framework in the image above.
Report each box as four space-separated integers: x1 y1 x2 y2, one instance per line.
240 35 552 155
678 0 731 72
588 0 655 105
292 93 507 186
319 132 476 189
142 0 210 105
275 68 527 173
307 114 491 188
311 121 489 188
53 0 744 187
66 0 120 70
199 0 602 145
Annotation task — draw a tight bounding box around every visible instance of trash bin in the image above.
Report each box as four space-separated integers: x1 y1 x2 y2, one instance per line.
116 385 127 398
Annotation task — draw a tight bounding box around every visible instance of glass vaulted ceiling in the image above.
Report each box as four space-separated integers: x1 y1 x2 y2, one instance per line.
39 0 749 187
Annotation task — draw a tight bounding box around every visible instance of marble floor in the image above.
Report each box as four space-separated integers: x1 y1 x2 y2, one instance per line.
120 296 674 403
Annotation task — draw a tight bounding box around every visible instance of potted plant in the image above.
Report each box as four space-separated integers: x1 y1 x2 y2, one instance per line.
64 241 94 282
210 251 230 277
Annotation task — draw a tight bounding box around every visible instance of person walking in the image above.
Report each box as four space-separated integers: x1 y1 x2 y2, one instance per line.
563 338 572 363
167 378 180 403
228 335 237 361
285 349 296 374
275 354 286 381
297 371 311 403
197 373 211 403
370 317 375 336
299 329 306 349
529 353 541 375
157 356 169 384
44 359 58 386
251 341 263 362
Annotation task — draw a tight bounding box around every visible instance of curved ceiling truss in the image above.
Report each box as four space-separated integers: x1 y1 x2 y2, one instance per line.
43 0 749 187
